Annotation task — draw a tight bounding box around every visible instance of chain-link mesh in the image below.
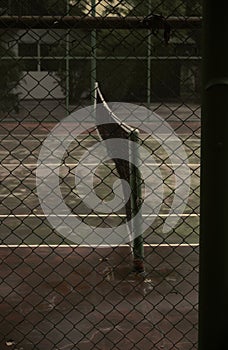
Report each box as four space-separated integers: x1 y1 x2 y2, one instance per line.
0 1 201 349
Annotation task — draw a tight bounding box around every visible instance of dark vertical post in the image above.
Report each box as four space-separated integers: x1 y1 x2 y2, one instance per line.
65 0 70 114
199 2 228 349
91 0 97 108
130 130 144 273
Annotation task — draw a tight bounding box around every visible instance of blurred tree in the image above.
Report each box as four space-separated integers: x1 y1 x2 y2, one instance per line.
5 0 90 104
184 0 202 99
1 0 202 105
9 0 88 15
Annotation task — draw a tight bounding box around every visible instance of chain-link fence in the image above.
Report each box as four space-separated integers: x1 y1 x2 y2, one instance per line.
0 1 201 349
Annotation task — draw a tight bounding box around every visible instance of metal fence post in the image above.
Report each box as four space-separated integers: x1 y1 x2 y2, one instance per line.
199 2 228 349
130 129 144 272
91 0 97 106
66 0 70 114
147 0 152 113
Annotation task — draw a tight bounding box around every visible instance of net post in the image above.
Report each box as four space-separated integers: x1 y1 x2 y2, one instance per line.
129 129 144 273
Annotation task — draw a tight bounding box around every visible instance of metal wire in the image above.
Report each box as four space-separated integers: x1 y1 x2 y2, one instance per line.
0 1 201 349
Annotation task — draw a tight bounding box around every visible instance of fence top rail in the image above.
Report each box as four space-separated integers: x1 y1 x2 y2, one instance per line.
0 15 202 30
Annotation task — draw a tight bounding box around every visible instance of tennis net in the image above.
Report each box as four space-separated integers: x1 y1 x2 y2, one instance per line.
94 83 144 273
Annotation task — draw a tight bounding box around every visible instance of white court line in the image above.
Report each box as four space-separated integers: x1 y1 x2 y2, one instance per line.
0 163 200 167
0 213 199 218
0 243 199 248
1 137 201 142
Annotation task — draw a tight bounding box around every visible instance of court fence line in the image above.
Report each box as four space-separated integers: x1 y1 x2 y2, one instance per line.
0 1 200 349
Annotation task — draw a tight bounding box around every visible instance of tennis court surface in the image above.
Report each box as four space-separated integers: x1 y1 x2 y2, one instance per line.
0 113 199 349
0 245 198 350
0 1 203 348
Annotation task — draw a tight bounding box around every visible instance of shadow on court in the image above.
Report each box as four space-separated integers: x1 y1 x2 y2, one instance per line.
0 246 198 350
